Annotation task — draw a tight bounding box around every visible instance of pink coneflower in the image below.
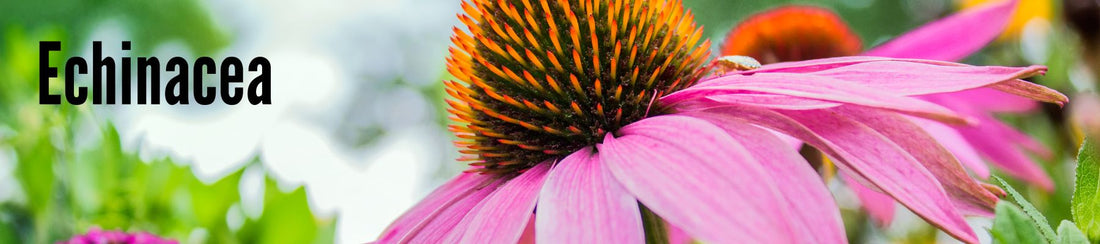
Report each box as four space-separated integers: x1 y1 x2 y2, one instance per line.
720 0 1056 226
376 0 1067 243
59 229 176 244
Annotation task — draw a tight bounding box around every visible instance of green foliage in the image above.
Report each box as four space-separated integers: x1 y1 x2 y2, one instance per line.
0 0 229 55
0 0 332 242
993 202 1047 244
1075 137 1100 241
1057 221 1090 244
237 179 327 244
995 176 1058 242
991 136 1100 244
1 119 336 243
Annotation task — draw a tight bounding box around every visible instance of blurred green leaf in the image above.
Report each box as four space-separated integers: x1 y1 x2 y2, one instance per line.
1056 220 1089 244
0 0 229 56
995 176 1057 242
993 201 1047 244
238 177 323 244
1074 137 1100 241
0 217 18 244
189 169 242 228
12 120 55 216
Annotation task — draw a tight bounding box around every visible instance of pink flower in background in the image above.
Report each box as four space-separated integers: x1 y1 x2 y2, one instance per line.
59 229 176 244
720 0 1055 226
375 0 1067 243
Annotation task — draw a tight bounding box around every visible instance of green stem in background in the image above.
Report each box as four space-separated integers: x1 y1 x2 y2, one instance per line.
640 203 669 244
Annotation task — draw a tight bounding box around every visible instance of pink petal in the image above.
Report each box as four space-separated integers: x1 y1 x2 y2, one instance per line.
931 95 1053 158
375 172 492 243
667 222 692 244
927 88 1038 113
804 61 1048 96
693 113 847 243
988 79 1068 106
404 179 501 243
711 56 902 75
702 93 843 110
535 147 644 243
443 163 551 243
518 215 535 244
599 115 796 243
687 106 978 243
842 173 897 226
834 106 998 217
665 72 970 124
770 128 805 150
956 116 1055 191
928 96 1055 190
694 57 1062 106
985 119 1051 158
909 116 991 178
864 0 1017 61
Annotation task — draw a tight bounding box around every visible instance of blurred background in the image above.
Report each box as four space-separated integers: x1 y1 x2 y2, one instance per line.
0 0 1096 243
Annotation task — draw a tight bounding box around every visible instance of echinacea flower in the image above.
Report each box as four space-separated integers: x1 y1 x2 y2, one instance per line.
59 229 176 244
376 0 1067 243
720 0 1056 226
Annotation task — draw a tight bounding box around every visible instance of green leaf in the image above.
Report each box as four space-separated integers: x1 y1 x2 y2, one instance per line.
12 122 55 216
995 176 1057 242
236 175 325 244
993 202 1047 244
1056 220 1089 244
189 169 242 229
258 180 318 244
1074 137 1100 241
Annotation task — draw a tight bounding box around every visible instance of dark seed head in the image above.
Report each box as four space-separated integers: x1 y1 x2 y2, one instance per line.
446 0 710 175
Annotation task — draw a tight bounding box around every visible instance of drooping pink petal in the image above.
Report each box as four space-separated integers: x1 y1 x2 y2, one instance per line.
667 222 692 244
664 72 971 124
929 94 1054 158
988 79 1069 106
518 215 536 244
769 127 805 150
443 163 551 243
711 56 903 75
834 106 998 217
986 117 1052 158
803 61 1048 96
376 172 493 243
956 117 1056 191
693 113 847 243
694 58 1063 106
535 148 644 243
685 105 978 243
781 110 979 242
699 93 843 110
908 116 991 178
927 88 1038 113
402 179 502 243
599 115 801 243
864 0 1017 61
842 173 897 226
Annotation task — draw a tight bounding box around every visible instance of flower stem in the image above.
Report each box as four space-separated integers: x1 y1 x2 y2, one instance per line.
640 203 669 244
